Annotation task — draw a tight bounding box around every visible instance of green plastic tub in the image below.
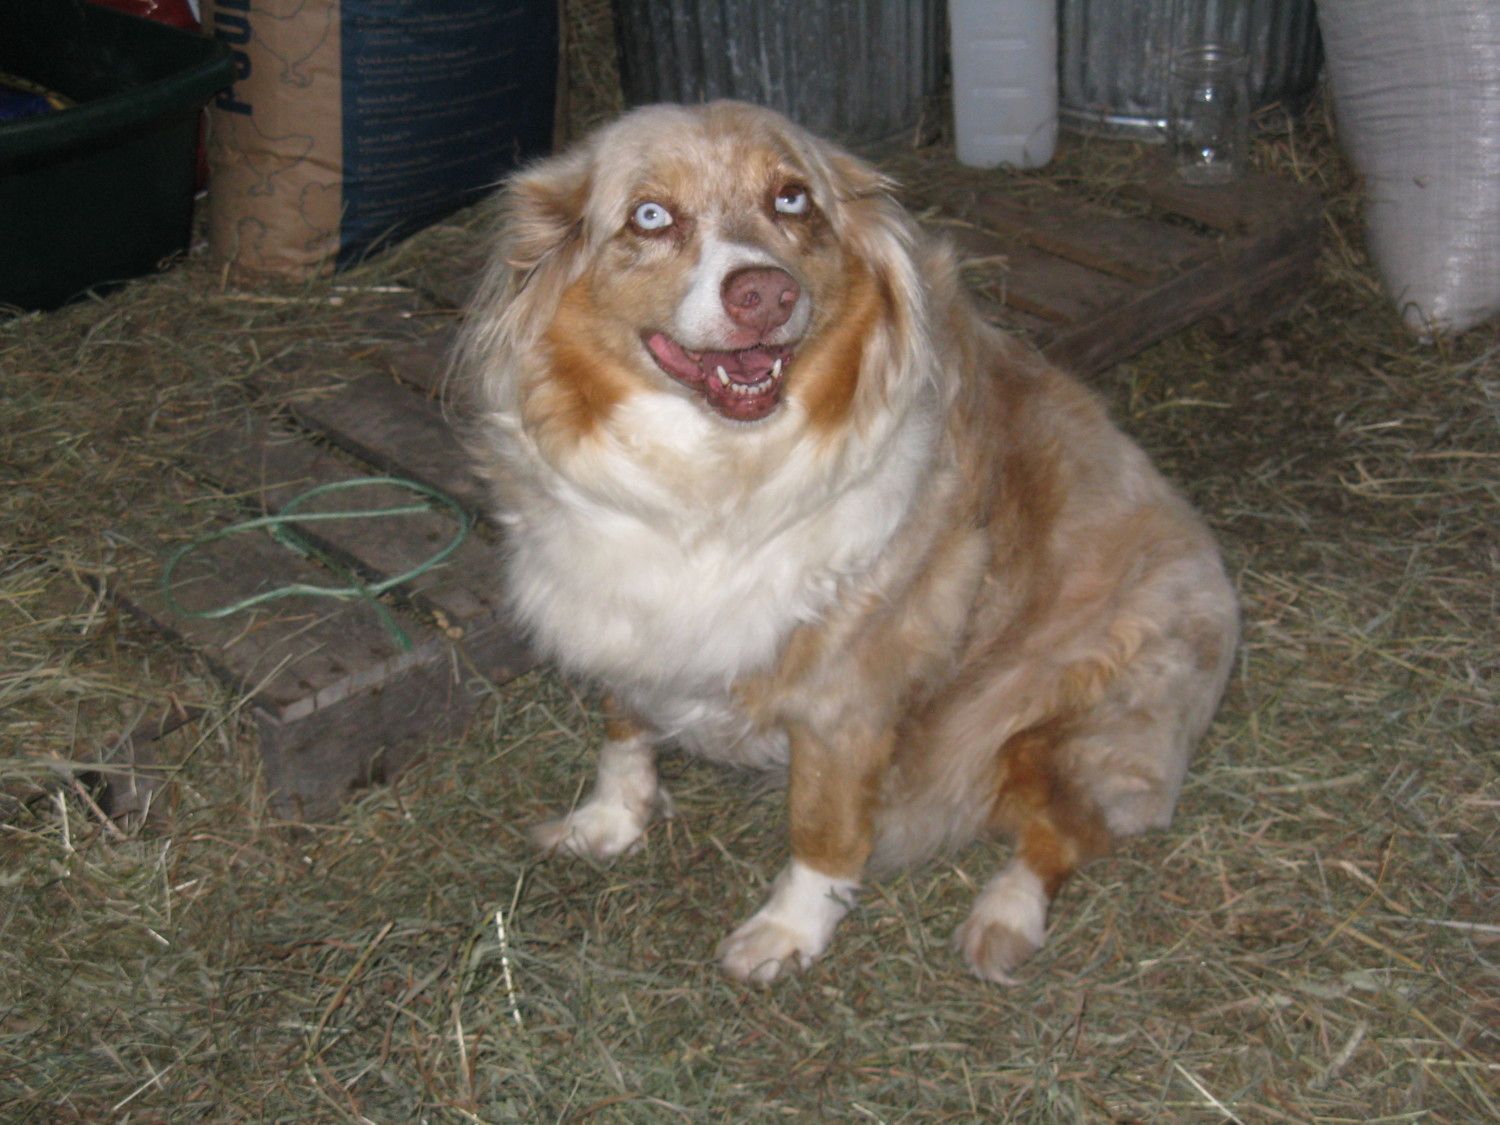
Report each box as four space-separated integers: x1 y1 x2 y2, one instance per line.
0 2 232 310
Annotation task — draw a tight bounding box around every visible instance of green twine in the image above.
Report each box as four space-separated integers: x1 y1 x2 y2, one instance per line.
160 477 471 652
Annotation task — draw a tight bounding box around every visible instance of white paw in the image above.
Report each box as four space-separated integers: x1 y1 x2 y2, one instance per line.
718 916 825 984
529 796 653 861
717 861 857 984
954 862 1048 984
532 733 665 861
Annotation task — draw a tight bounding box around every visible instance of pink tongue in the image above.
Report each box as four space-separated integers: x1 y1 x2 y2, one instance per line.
644 333 784 386
642 332 791 421
644 333 700 382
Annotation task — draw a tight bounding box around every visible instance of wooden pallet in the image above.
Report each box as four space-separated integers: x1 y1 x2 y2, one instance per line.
110 160 1319 820
113 332 534 821
913 164 1321 373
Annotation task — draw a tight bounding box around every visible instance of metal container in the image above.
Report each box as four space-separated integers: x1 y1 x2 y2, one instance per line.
612 0 946 145
0 2 232 309
1059 0 1322 138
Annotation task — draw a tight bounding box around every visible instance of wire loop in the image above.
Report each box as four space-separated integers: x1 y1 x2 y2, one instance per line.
159 477 471 652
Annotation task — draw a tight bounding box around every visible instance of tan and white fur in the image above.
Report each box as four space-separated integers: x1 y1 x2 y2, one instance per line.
457 102 1239 984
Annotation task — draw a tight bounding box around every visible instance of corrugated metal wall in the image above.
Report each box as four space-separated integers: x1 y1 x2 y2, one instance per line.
1059 0 1322 136
613 0 946 144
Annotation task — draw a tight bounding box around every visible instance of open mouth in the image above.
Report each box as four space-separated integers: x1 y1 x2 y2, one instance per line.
642 331 794 422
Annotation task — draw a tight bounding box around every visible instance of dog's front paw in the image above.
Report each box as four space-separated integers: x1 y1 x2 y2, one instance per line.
532 732 668 861
954 862 1048 984
529 794 658 861
717 861 858 984
718 915 824 984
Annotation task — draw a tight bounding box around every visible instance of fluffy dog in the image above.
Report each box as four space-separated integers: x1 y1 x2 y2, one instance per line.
457 101 1239 984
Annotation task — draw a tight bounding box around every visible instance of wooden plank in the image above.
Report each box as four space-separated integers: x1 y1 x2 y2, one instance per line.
379 325 458 398
288 373 489 513
1126 167 1319 236
915 164 1320 375
1206 253 1317 336
249 677 451 819
118 513 447 722
960 192 1213 284
1041 200 1319 376
959 233 1143 328
113 479 533 820
973 296 1056 345
252 608 529 821
185 413 507 628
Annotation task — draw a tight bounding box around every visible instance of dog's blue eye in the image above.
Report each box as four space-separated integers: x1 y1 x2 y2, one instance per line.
631 201 673 231
774 187 810 215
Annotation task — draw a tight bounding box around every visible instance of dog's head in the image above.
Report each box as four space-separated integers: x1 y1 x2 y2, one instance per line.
462 101 936 449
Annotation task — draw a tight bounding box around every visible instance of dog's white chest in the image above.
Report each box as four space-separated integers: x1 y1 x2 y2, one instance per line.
509 483 862 693
502 396 936 741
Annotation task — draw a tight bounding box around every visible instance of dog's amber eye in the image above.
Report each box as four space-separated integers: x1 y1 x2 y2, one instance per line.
630 201 674 232
774 185 810 216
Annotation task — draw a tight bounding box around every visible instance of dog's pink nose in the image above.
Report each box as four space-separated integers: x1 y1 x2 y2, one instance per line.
721 267 800 334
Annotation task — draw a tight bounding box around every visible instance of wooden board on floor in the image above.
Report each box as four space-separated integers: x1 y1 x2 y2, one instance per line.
913 165 1321 373
112 410 532 821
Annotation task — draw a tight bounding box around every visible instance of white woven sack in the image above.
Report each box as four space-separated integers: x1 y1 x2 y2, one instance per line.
1318 1 1500 336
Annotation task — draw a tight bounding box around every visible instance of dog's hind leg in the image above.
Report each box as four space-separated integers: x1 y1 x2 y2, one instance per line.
530 703 669 861
955 546 1236 982
954 718 1112 983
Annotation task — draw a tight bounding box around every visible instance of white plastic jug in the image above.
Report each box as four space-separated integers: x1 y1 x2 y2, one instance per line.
950 0 1058 168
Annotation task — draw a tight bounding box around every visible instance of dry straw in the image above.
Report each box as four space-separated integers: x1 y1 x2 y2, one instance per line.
1 8 1496 1120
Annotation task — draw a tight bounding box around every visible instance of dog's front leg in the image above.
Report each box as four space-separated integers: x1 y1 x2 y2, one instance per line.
530 705 668 861
718 723 890 984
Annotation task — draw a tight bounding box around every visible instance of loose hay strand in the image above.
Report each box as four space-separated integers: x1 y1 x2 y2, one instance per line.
497 869 527 1029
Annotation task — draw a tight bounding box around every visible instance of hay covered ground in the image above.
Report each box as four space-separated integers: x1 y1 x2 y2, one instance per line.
2 55 1497 1125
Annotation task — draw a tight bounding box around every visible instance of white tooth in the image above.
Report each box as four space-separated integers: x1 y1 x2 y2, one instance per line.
716 365 730 386
770 358 782 380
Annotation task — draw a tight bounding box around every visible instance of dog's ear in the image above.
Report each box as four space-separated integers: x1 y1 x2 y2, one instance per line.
815 143 940 417
826 150 899 205
500 149 592 273
454 149 593 391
